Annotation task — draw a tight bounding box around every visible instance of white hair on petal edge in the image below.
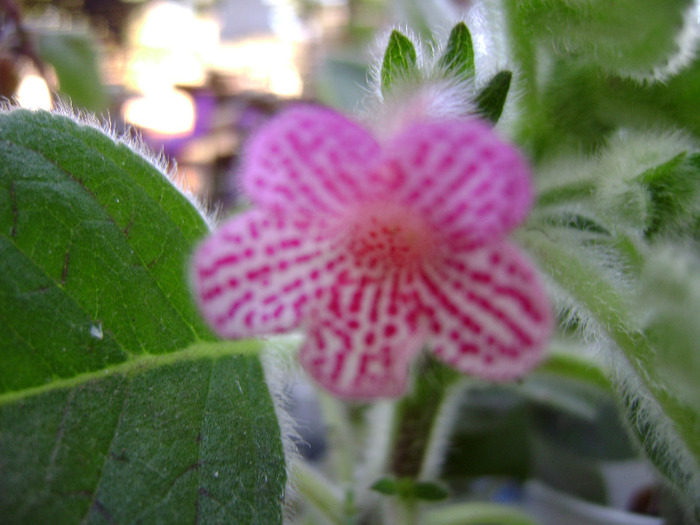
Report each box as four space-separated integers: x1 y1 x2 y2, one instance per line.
0 99 216 230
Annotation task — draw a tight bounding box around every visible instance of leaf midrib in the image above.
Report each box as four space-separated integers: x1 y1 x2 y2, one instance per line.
0 340 262 406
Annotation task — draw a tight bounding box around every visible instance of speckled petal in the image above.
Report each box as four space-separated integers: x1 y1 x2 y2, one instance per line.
191 210 337 338
417 241 552 380
378 119 533 243
298 270 425 399
241 105 383 219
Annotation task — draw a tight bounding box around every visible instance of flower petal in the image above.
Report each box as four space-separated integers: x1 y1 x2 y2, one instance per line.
417 242 552 380
191 210 336 338
241 105 382 219
379 119 533 242
298 271 425 399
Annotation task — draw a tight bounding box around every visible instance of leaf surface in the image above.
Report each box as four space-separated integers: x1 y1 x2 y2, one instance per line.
0 109 286 523
513 0 694 77
34 30 108 112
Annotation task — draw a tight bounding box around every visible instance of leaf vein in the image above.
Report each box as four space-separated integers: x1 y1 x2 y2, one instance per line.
10 179 18 238
194 361 214 525
80 377 131 525
44 388 77 485
3 136 201 351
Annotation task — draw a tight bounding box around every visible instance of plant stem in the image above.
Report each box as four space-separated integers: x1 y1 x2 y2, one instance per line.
317 392 356 486
388 359 460 478
393 498 420 525
293 462 346 525
418 378 470 480
423 502 540 525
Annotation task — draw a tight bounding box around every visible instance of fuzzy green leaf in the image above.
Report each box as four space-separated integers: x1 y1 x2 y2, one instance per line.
624 246 700 519
438 23 475 80
636 152 700 237
513 0 694 77
34 30 108 112
475 71 512 123
381 30 418 93
521 228 700 519
0 109 287 523
0 344 286 524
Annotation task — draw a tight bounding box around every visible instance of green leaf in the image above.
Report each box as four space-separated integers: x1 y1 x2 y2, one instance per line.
475 71 512 123
413 481 449 501
624 55 700 139
370 477 448 502
636 152 700 238
521 228 700 518
534 352 611 394
624 246 700 519
34 30 108 112
371 477 399 496
381 30 418 93
438 23 475 80
0 108 287 522
591 134 700 238
0 343 286 524
513 0 694 77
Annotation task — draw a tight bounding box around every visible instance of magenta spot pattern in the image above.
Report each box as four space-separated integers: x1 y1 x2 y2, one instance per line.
191 105 552 399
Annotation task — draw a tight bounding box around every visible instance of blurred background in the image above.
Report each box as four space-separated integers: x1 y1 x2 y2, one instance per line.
2 2 686 521
0 0 474 210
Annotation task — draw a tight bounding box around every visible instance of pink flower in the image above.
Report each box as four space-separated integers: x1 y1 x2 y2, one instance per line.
191 105 552 399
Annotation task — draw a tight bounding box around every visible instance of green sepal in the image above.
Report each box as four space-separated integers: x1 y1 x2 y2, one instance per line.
438 22 475 80
475 71 512 123
381 30 418 93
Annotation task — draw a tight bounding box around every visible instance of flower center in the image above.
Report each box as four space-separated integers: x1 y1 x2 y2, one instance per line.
344 202 436 272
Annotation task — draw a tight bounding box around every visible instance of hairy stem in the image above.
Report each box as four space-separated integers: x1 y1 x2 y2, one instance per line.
423 502 539 525
293 462 346 525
